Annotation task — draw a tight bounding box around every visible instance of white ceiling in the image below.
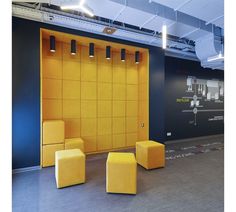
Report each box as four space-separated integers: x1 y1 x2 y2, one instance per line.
85 0 224 42
152 0 224 28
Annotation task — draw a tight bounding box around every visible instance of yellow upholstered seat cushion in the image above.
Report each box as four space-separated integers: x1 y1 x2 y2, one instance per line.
42 144 64 167
106 152 137 194
43 120 64 145
55 149 85 188
65 138 84 152
136 140 165 170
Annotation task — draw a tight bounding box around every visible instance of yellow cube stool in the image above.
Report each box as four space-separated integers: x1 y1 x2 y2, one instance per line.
65 138 84 152
106 152 137 194
55 149 85 188
136 140 165 170
43 120 64 145
42 144 64 167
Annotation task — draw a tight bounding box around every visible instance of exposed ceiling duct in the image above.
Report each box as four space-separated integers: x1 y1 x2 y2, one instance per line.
195 33 224 70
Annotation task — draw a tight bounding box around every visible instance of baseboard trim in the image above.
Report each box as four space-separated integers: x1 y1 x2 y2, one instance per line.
12 166 41 174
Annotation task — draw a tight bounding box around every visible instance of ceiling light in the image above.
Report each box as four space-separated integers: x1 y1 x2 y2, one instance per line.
89 43 94 58
71 39 76 55
135 51 140 64
50 35 56 52
121 49 126 62
207 52 224 62
60 0 94 17
106 46 111 60
162 25 167 49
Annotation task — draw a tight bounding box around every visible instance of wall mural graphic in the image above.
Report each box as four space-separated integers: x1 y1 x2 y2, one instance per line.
181 76 224 126
165 56 224 141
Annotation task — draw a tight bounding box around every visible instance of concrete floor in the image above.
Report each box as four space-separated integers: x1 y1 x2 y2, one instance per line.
13 135 224 212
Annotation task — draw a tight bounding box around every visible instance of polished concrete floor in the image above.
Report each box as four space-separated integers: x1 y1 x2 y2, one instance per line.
13 135 224 212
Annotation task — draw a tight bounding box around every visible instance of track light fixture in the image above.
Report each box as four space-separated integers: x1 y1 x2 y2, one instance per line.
89 43 94 58
121 48 126 62
50 35 56 52
135 51 140 64
71 39 76 55
106 46 111 60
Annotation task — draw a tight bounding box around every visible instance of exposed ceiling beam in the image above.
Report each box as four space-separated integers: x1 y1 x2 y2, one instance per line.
110 0 222 37
139 15 157 29
205 15 224 25
174 0 193 11
180 28 200 39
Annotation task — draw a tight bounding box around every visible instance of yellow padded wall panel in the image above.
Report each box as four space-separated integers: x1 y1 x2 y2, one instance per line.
112 117 125 134
42 58 62 79
113 84 126 100
81 63 97 82
126 133 137 146
62 61 80 80
81 82 97 100
81 100 97 118
98 101 112 118
98 65 112 82
63 100 80 118
126 101 138 117
98 83 112 100
97 135 112 150
43 120 64 145
97 118 112 135
42 143 64 167
83 136 97 152
127 84 138 101
64 119 81 138
81 118 97 137
63 80 80 99
127 68 138 85
97 49 112 65
113 134 126 148
42 79 62 99
113 101 126 117
126 117 138 133
43 99 62 120
113 67 126 84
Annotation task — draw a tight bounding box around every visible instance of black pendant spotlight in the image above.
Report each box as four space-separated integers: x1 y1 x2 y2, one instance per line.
71 39 76 55
121 48 126 62
106 46 111 60
89 43 94 58
50 35 56 52
135 51 140 64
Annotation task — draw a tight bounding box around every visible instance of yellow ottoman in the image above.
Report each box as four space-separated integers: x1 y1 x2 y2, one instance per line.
65 138 84 152
106 152 137 194
55 149 85 188
136 140 165 170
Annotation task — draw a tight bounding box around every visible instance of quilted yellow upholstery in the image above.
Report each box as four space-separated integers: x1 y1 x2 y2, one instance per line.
55 149 85 188
106 152 137 194
136 140 165 169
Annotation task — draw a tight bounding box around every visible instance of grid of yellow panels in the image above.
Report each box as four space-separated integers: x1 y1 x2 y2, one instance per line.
41 38 148 154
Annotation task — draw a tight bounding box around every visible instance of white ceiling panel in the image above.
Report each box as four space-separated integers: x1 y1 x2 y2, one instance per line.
86 0 125 20
152 0 224 28
144 16 173 32
168 22 196 38
116 6 153 26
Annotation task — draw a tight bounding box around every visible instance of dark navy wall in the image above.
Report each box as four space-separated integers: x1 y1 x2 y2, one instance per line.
165 56 224 141
149 48 165 142
12 18 40 169
12 17 165 169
